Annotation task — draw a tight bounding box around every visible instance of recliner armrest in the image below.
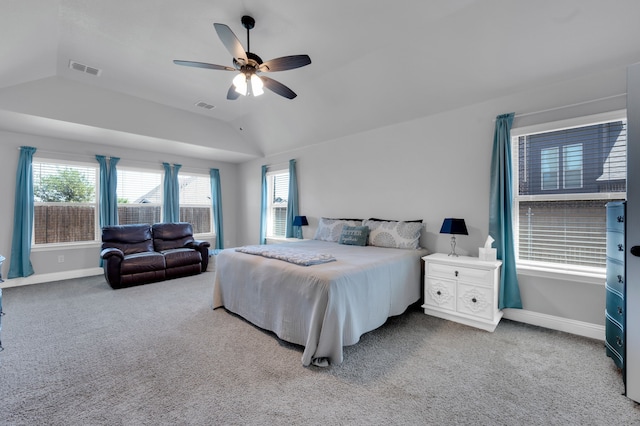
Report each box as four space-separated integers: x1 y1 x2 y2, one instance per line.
101 247 124 260
187 240 211 250
186 240 211 272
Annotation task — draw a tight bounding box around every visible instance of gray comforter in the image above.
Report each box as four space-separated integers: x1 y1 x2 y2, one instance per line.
212 240 428 366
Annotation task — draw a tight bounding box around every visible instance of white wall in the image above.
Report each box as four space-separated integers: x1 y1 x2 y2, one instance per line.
0 131 240 284
237 65 629 329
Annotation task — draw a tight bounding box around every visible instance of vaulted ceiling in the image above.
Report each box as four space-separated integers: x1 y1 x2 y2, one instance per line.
2 0 640 163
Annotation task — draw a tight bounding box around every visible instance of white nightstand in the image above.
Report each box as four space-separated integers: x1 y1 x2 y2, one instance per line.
422 253 503 332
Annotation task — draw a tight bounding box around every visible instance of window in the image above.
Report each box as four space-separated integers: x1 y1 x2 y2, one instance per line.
117 168 162 226
33 160 98 244
32 160 214 245
513 113 626 270
266 170 289 238
178 174 212 235
541 147 559 190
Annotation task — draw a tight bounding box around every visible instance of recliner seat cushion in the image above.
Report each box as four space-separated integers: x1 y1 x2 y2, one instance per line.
162 248 201 269
121 252 166 275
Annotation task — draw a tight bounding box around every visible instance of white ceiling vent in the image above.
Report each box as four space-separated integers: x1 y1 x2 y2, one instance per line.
69 60 102 76
195 101 215 110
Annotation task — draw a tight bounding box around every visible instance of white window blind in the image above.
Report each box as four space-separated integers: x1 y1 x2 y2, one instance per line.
178 174 212 234
267 171 289 238
32 160 98 244
514 117 626 269
117 168 162 225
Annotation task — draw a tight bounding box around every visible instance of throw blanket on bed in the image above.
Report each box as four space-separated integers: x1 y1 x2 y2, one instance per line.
235 245 336 266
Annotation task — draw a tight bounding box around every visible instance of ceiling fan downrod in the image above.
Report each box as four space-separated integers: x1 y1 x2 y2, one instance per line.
241 15 255 54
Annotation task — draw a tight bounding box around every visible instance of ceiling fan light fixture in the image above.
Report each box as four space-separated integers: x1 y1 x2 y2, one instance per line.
250 74 264 96
233 73 248 95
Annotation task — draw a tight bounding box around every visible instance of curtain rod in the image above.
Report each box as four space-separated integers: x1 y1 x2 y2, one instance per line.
265 160 290 170
21 147 214 174
499 93 627 121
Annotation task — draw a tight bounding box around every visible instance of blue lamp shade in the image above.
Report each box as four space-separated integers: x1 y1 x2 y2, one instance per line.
440 218 468 235
293 216 309 227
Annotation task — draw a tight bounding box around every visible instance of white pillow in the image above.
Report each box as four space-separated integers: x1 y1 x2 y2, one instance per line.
313 218 363 242
363 219 422 249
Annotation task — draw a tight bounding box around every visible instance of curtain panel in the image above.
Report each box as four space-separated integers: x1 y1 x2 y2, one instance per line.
210 168 224 250
259 165 268 245
285 159 300 238
8 146 37 278
162 162 181 223
96 155 120 266
96 155 120 228
489 113 522 309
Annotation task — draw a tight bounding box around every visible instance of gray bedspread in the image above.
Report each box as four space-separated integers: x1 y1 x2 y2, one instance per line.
212 240 428 366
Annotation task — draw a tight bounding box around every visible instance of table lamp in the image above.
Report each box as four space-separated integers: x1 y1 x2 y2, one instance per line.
440 218 468 256
293 216 309 239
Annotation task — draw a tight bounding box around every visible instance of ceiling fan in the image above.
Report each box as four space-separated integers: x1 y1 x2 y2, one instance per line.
174 15 311 100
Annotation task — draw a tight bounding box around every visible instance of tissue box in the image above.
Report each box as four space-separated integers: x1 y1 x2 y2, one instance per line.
478 248 497 262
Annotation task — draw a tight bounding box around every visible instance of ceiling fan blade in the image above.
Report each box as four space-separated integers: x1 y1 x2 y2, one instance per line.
173 60 235 71
226 84 240 100
214 23 248 65
258 55 311 72
260 76 297 99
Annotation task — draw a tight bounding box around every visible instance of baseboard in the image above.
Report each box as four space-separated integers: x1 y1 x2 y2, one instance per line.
0 267 103 288
503 308 605 341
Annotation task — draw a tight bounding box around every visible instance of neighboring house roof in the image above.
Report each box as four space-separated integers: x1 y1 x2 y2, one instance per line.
133 176 200 203
597 137 627 182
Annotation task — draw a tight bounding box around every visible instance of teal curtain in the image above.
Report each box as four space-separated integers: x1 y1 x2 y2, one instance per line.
489 113 522 309
285 159 300 238
8 146 37 278
259 165 268 244
96 155 119 266
210 168 224 250
162 162 181 223
96 155 120 228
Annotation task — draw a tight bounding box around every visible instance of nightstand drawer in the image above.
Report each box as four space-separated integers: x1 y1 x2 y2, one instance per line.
427 263 492 286
424 278 456 311
456 283 494 320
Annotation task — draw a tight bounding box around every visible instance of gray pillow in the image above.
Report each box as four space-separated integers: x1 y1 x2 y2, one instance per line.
314 218 363 242
363 220 422 249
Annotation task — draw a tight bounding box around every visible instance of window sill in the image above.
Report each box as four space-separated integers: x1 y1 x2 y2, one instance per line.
516 262 605 286
32 241 101 252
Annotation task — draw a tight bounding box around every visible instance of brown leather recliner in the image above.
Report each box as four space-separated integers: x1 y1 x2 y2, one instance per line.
100 222 210 289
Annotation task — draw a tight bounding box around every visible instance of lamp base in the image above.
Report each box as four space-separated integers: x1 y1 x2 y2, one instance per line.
448 235 459 257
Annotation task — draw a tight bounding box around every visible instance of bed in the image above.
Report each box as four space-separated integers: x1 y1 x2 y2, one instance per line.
212 219 428 366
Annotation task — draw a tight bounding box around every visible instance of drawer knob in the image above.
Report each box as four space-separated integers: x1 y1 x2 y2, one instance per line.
618 274 624 284
617 215 624 223
618 244 624 252
471 297 477 303
454 270 459 277
617 336 623 347
436 290 442 296
618 306 623 315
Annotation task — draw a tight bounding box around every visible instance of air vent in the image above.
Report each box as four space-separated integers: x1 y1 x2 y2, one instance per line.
69 60 102 77
195 101 216 110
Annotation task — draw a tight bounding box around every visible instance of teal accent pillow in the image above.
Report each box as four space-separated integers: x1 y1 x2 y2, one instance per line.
339 225 370 246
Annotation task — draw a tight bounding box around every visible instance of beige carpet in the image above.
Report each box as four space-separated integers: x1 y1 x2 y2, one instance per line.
0 272 637 425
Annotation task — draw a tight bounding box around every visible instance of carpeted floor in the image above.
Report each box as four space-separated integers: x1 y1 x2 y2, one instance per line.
0 272 638 425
